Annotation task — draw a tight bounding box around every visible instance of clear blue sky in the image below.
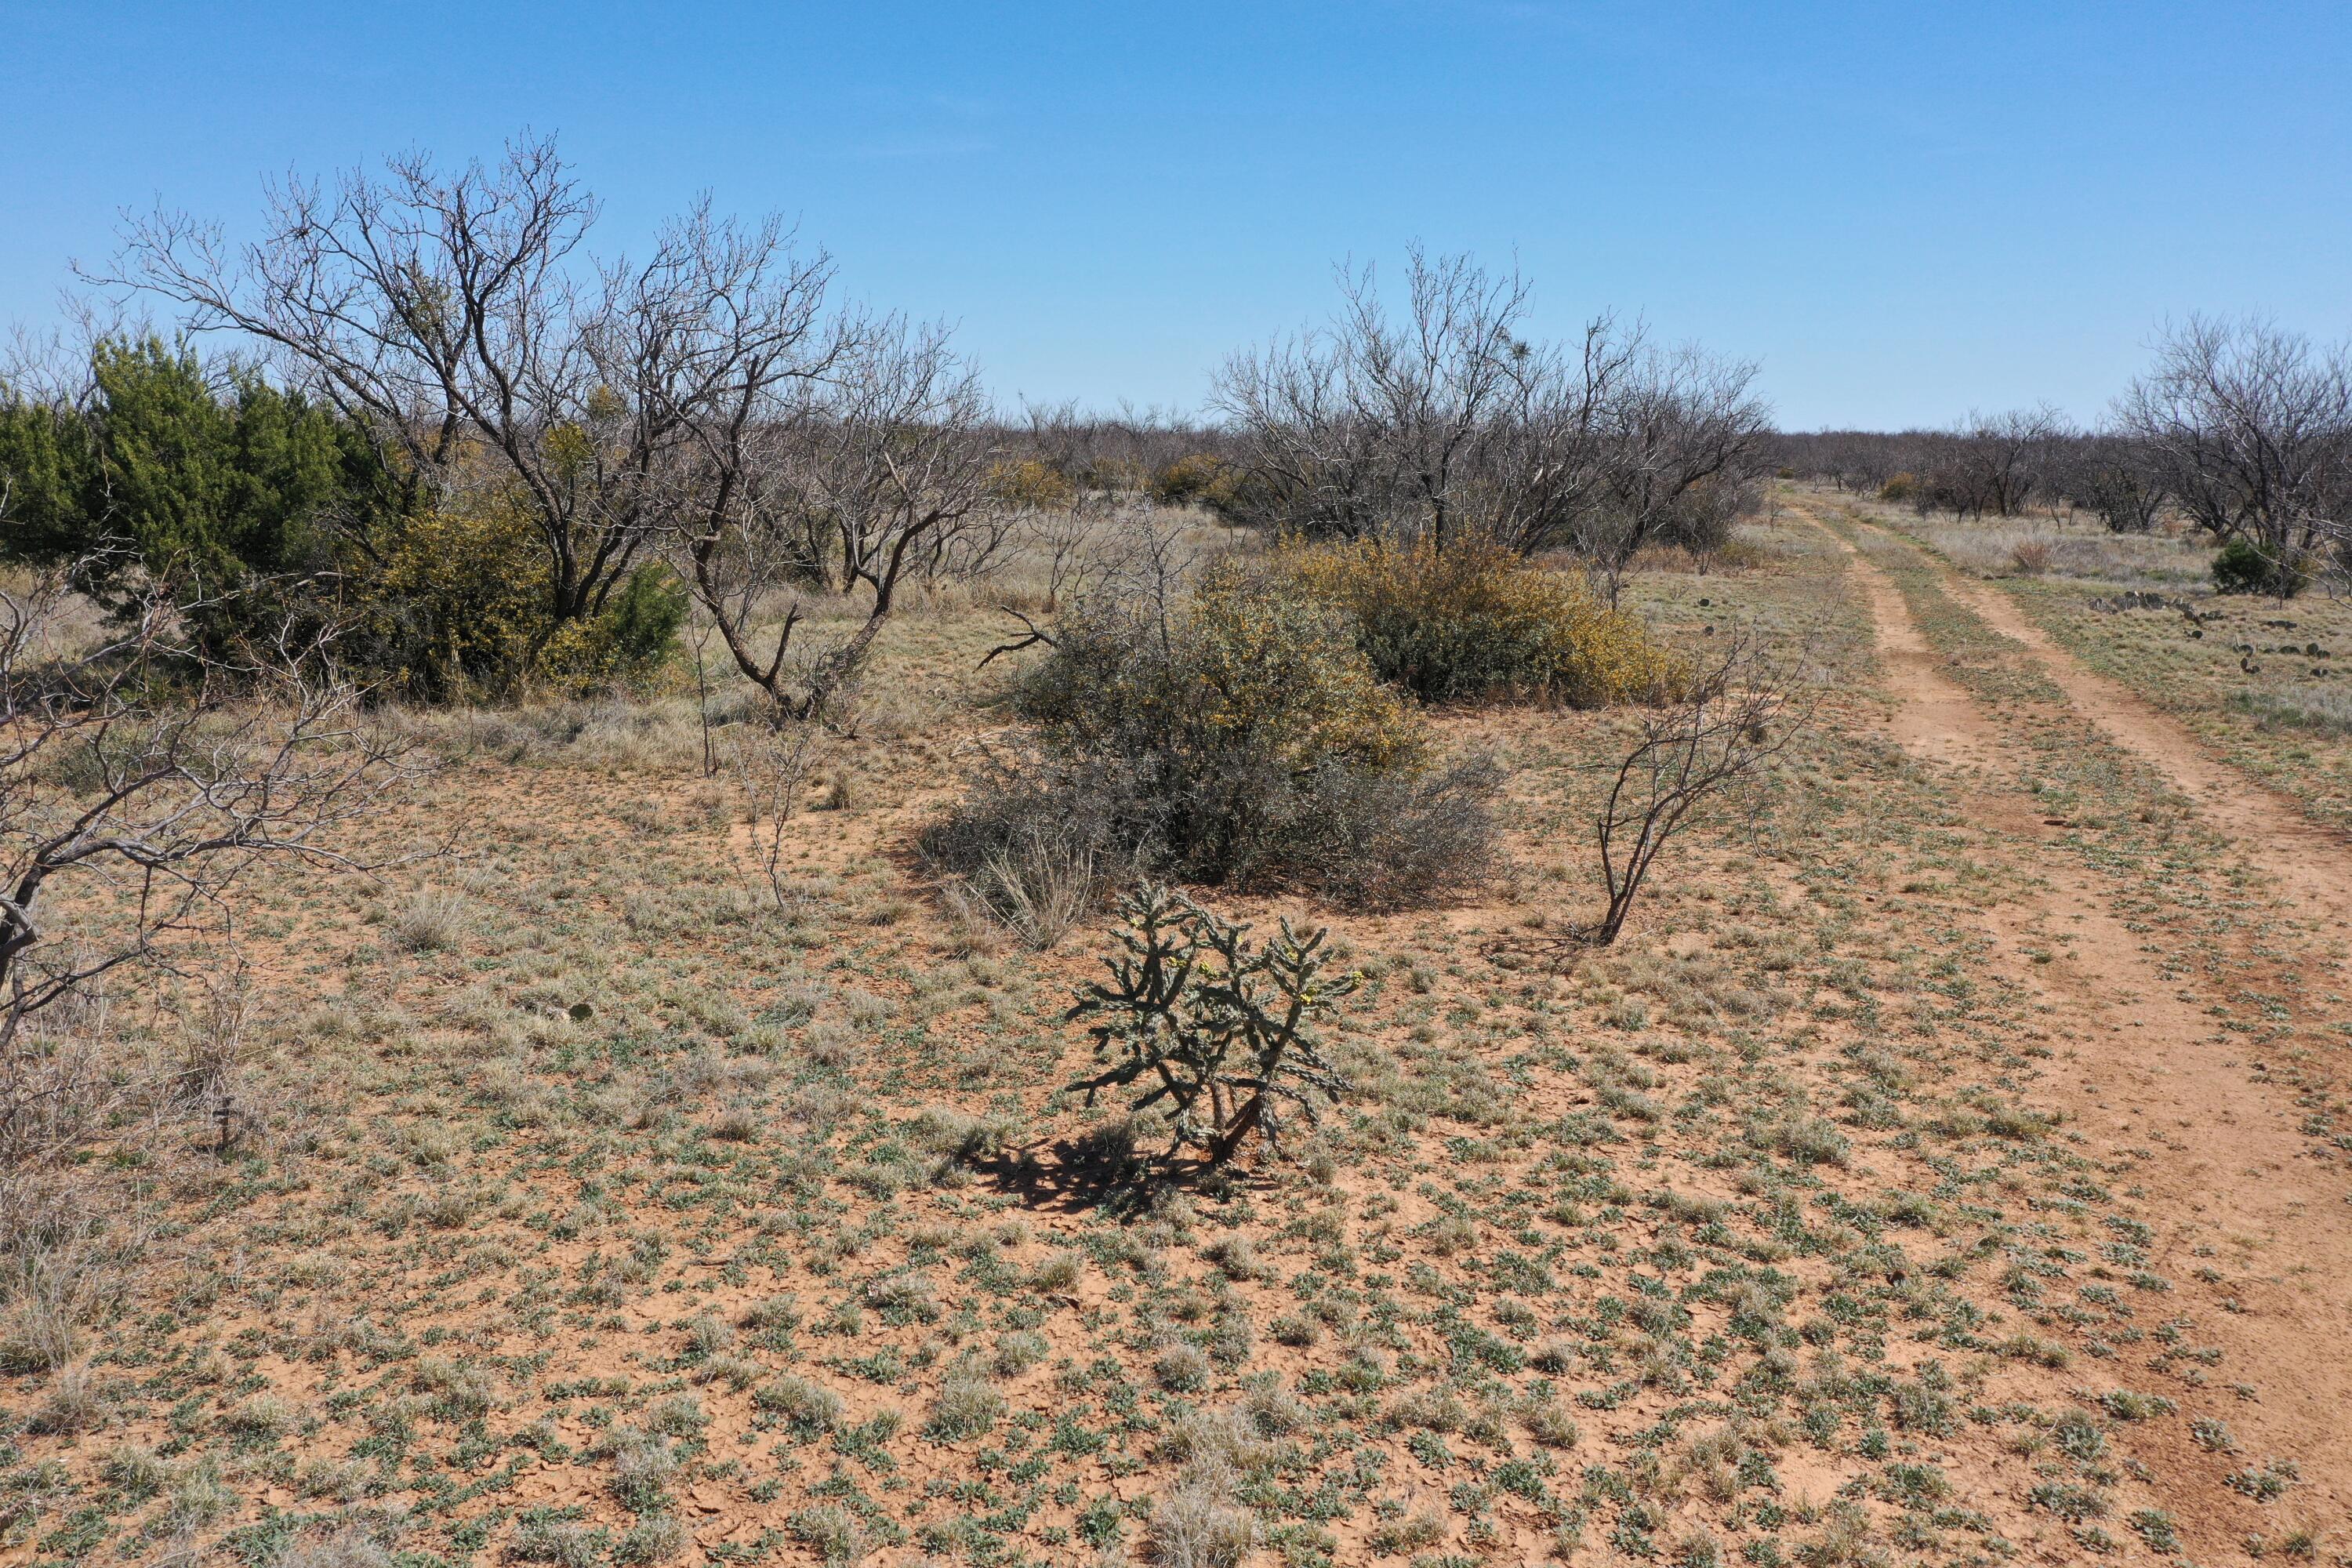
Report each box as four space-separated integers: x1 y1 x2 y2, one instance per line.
4 1 2347 430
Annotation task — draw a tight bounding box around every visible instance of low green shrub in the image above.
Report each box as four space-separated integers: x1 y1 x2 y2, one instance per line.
926 563 1497 914
2211 535 2305 597
2 339 687 699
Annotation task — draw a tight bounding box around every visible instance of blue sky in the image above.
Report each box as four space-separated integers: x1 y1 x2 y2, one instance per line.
3 1 2347 429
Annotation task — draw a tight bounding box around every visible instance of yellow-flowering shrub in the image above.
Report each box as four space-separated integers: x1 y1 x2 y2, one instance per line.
532 564 688 692
1145 452 1243 512
985 459 1076 510
1277 534 1684 706
1081 456 1150 495
1147 452 1223 506
341 499 683 701
1148 453 1279 524
341 503 547 701
1163 562 1421 770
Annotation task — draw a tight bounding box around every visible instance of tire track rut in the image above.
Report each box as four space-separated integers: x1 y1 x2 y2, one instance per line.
1857 513 2352 935
1806 504 2352 1547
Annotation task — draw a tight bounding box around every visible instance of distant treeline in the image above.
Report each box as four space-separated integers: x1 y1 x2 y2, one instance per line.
1768 322 2352 595
1766 417 2164 529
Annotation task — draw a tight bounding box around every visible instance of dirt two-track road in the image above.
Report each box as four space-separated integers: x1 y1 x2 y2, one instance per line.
1799 495 2352 1556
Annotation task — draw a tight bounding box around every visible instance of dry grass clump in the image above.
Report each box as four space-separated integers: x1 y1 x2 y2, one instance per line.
1149 1468 1257 1568
922 1361 1007 1439
387 888 474 953
28 1361 103 1433
275 1527 396 1568
1278 532 1686 705
2238 681 2352 735
0 1224 100 1375
1146 1406 1281 1566
752 1374 844 1434
935 823 1101 949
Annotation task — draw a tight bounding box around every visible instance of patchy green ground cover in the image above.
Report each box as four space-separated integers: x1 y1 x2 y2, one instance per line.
4 514 2347 1568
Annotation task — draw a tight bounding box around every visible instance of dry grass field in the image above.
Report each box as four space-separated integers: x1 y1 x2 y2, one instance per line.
4 492 2350 1568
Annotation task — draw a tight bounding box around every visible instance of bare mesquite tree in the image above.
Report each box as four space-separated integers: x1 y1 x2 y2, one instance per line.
671 315 996 720
1962 407 2068 517
1575 343 1773 601
993 489 1185 634
2050 432 2169 534
726 720 819 913
1011 492 1117 614
808 320 996 593
1773 414 2092 528
94 135 847 635
1901 408 2071 521
979 496 1207 674
1581 641 1801 946
1214 247 1643 554
0 559 416 1163
2116 316 2352 577
1770 423 2169 534
1780 429 1900 496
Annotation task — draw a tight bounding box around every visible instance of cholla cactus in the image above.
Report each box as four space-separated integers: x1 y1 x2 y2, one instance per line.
1068 884 1356 1166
